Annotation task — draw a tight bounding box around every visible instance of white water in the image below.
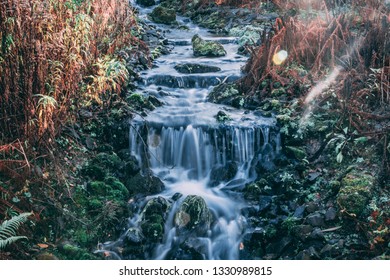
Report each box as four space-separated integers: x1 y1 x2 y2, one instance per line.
100 1 280 260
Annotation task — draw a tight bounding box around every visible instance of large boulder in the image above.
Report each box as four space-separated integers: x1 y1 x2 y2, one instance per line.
174 63 221 74
149 6 176 25
174 195 212 236
192 35 226 57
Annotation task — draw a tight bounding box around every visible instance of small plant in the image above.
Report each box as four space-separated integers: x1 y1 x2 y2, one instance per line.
0 212 32 250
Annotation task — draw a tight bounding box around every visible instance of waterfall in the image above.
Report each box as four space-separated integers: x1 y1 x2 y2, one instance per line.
99 1 280 260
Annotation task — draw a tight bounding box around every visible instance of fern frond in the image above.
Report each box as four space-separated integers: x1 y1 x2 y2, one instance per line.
0 212 32 240
0 236 28 250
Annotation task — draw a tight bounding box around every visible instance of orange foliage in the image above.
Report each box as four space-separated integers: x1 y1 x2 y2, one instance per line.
0 0 145 147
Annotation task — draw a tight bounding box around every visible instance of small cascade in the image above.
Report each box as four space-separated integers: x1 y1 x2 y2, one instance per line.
130 124 278 181
100 2 280 260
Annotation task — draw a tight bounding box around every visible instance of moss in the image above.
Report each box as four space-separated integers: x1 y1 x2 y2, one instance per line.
81 164 106 180
149 6 176 25
195 11 226 30
192 34 226 57
229 25 263 47
337 173 374 216
271 87 286 96
74 229 96 246
127 93 144 108
140 197 169 241
88 198 103 210
244 183 262 200
93 152 122 169
286 146 307 160
60 243 98 260
89 181 111 196
174 195 211 234
105 176 129 199
141 222 163 241
341 173 374 188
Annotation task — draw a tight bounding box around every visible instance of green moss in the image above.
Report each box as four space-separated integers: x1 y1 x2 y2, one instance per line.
286 146 307 160
196 11 226 30
271 87 286 96
60 243 98 260
337 173 374 216
128 93 144 105
174 195 211 233
81 164 106 180
243 183 262 200
192 34 226 57
89 181 111 196
105 176 129 199
88 198 103 210
74 229 96 246
141 222 163 241
149 6 176 25
341 173 374 188
93 152 122 169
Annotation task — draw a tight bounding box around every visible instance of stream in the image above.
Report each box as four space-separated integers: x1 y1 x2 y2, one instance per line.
99 1 280 260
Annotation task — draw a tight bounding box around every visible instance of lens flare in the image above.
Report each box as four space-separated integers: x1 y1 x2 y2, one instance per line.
272 50 288 65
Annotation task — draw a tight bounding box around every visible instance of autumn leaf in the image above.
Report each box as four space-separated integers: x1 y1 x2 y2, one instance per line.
37 243 49 249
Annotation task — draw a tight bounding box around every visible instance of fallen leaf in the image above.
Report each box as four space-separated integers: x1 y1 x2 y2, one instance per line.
37 243 49 249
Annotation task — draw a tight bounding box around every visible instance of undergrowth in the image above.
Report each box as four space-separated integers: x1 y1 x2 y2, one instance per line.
0 0 147 147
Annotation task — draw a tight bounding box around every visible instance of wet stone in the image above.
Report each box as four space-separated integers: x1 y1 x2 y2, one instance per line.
265 237 292 256
174 195 212 236
258 196 272 212
325 207 337 221
293 225 313 241
124 227 144 245
309 228 325 240
174 63 221 74
293 205 306 219
306 201 319 213
306 213 325 227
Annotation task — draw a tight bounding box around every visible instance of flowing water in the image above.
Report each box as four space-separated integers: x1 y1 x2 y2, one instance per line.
99 2 280 260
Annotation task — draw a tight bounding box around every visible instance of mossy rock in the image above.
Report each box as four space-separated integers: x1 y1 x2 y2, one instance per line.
208 83 240 105
337 173 374 216
174 195 211 236
286 146 307 160
92 152 122 169
125 172 165 195
81 152 124 181
229 25 263 47
192 34 226 57
127 93 145 109
174 63 221 74
243 183 262 200
140 197 170 241
58 243 99 260
149 6 176 25
194 11 226 31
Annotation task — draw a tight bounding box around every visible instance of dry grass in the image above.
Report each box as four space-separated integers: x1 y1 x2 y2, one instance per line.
241 0 389 107
0 0 146 147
